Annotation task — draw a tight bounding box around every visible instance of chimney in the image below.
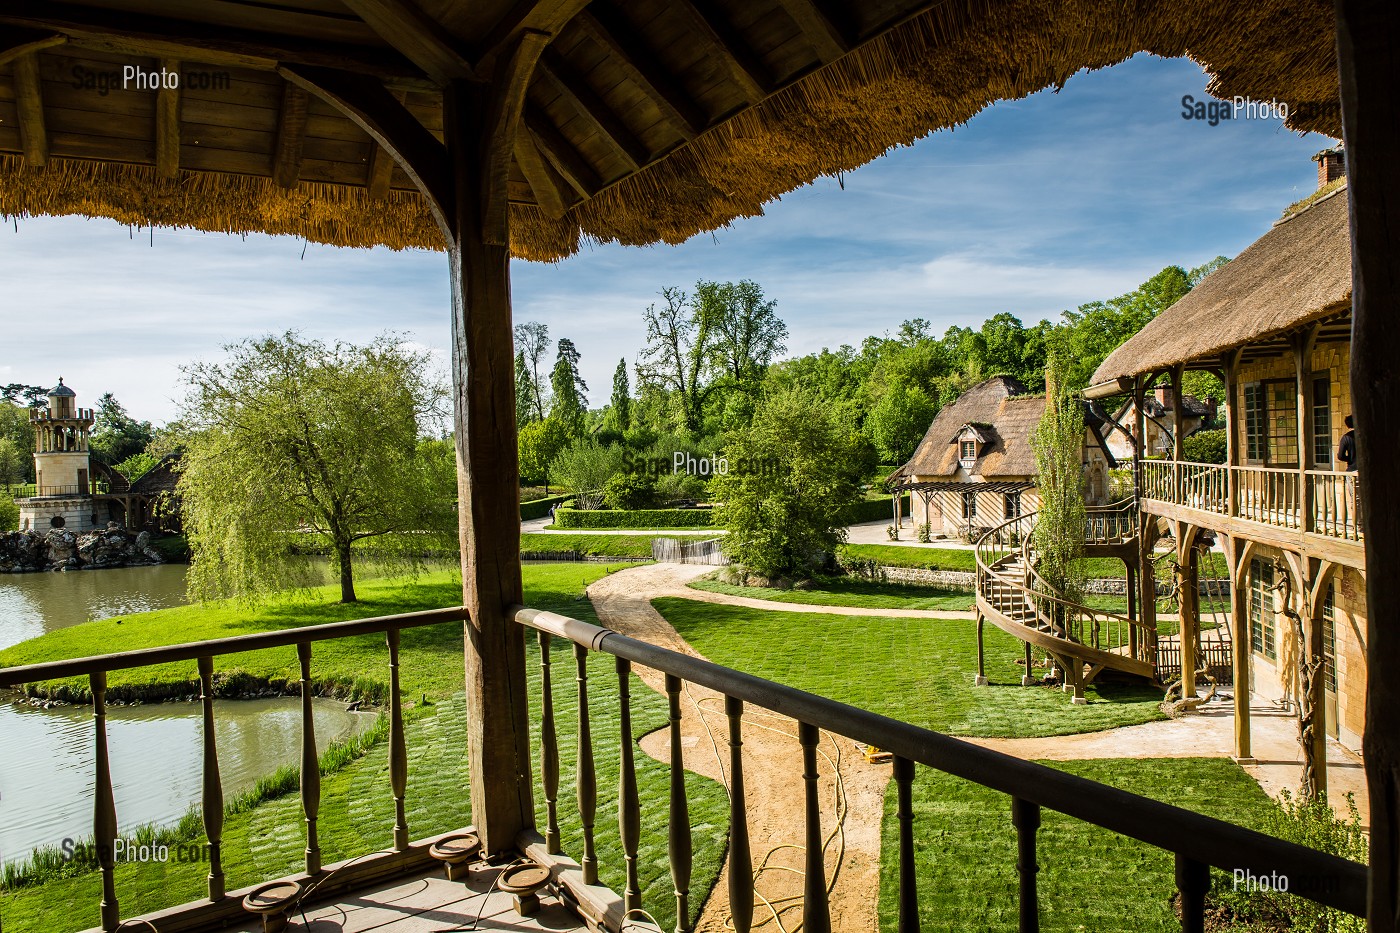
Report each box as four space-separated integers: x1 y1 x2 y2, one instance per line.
1154 385 1171 409
1203 396 1218 423
1313 147 1346 189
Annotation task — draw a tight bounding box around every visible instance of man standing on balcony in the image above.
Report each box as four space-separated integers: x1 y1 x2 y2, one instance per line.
1338 415 1358 471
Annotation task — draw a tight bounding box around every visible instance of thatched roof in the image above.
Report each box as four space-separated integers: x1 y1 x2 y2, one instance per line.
1091 185 1352 382
893 376 1046 480
0 0 1344 260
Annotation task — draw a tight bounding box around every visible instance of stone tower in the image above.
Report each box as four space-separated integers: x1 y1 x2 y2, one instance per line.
18 379 99 531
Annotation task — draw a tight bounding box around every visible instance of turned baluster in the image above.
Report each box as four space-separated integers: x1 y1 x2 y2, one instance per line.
92 672 120 931
617 658 642 914
538 631 562 852
894 757 919 933
1012 797 1040 933
298 642 321 874
798 722 831 933
726 696 754 933
1175 853 1209 933
387 628 409 851
665 675 693 932
197 657 225 899
575 643 598 883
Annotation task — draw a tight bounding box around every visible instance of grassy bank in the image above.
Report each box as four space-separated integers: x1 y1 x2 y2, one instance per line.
876 758 1280 932
0 564 729 933
653 598 1164 737
689 575 974 611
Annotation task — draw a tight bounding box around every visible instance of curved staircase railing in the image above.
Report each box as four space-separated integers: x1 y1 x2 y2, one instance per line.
974 505 1156 677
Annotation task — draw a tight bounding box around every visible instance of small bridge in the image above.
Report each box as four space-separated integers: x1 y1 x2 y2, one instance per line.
974 501 1161 701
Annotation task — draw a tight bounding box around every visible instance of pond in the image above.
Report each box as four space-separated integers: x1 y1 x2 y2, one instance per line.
0 564 377 868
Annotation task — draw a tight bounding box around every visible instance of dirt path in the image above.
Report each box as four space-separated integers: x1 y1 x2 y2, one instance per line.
588 563 889 933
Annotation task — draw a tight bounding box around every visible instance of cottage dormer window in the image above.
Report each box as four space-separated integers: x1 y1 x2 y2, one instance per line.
960 439 977 462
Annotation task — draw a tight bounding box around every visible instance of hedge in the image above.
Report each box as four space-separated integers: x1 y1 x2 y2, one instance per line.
842 493 909 524
553 507 714 529
521 494 573 521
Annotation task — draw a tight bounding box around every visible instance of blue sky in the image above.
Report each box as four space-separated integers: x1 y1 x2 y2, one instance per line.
0 53 1334 424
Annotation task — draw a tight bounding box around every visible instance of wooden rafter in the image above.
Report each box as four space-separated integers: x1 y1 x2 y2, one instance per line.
473 0 593 71
155 57 181 179
670 0 770 101
483 30 549 245
525 108 599 199
773 0 852 63
0 25 64 67
271 80 311 189
573 7 705 140
365 90 406 200
339 0 474 83
278 64 451 233
12 52 47 168
513 131 569 219
536 49 648 170
0 1 429 82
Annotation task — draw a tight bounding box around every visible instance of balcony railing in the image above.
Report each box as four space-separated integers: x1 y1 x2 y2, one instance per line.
1138 460 1362 542
514 605 1365 932
0 607 463 933
9 482 112 499
1083 498 1138 546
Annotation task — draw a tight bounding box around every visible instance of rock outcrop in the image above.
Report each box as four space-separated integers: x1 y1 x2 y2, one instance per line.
0 524 164 573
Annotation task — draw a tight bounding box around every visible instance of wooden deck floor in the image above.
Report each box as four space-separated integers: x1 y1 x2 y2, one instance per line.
224 865 592 933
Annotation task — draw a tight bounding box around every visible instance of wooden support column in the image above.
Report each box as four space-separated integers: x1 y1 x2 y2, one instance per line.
1306 560 1336 798
155 58 181 178
1132 376 1147 493
1224 349 1243 517
1170 365 1186 504
12 51 48 168
1177 524 1200 706
272 80 311 188
1295 327 1321 534
1335 2 1400 926
1225 535 1255 763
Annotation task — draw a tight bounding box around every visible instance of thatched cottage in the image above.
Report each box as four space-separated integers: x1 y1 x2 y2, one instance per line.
890 376 1117 540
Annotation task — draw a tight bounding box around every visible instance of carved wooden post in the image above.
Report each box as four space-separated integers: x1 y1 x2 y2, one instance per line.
1011 797 1039 933
974 612 988 686
617 658 642 914
665 675 693 932
1223 536 1254 762
798 722 832 933
197 657 225 899
575 643 598 883
1335 3 1400 927
1295 327 1321 534
92 672 120 931
539 631 562 853
1224 350 1242 518
725 696 753 933
387 627 409 851
1177 525 1199 705
298 642 321 874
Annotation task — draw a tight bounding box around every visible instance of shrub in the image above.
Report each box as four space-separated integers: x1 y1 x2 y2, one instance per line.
887 524 900 541
1183 428 1227 464
836 549 887 583
843 494 909 524
553 507 713 529
603 473 658 510
0 494 17 531
916 522 932 543
520 493 571 521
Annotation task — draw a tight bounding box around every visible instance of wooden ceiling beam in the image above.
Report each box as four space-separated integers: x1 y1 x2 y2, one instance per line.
473 0 593 71
278 64 451 232
537 49 648 170
0 25 65 67
12 52 48 168
670 0 771 101
573 7 705 140
155 57 181 179
0 2 430 82
338 0 475 84
773 0 853 63
365 90 406 200
513 130 570 219
524 108 600 199
483 30 549 244
271 80 311 189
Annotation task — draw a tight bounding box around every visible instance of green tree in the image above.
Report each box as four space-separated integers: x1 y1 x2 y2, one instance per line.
703 279 788 389
713 390 864 579
866 383 937 463
607 358 632 432
515 351 538 428
518 417 570 490
1031 342 1088 605
514 321 550 421
90 393 154 464
112 451 159 483
550 338 588 434
0 437 22 490
550 439 620 510
176 332 453 604
638 286 715 435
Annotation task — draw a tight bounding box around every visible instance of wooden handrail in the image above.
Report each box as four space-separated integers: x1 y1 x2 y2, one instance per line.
0 606 467 687
513 605 1366 919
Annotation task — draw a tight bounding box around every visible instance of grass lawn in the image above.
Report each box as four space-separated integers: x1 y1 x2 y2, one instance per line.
652 598 1165 737
0 565 727 933
877 758 1280 932
689 575 974 611
521 532 711 559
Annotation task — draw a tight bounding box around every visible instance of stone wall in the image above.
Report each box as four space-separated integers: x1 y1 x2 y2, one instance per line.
881 565 1228 596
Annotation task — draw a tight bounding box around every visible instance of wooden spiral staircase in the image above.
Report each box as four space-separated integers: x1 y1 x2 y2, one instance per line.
974 502 1157 697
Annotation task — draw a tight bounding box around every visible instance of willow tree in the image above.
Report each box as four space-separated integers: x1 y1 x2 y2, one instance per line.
177 332 455 603
1032 344 1088 607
